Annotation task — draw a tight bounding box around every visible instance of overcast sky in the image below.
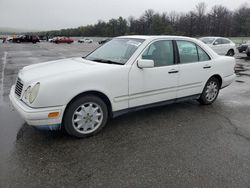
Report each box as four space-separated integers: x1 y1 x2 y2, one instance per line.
0 0 248 31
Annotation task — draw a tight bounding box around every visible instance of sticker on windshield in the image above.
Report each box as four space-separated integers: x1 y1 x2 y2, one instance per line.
127 40 141 47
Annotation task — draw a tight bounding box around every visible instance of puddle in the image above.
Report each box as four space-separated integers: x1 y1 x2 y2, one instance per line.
0 52 8 103
235 80 245 83
237 72 250 77
0 103 24 162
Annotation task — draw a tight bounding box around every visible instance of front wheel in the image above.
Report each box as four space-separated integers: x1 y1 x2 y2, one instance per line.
198 77 220 105
63 95 108 138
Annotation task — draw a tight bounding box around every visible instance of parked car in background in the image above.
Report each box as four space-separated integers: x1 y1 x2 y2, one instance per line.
98 38 111 44
237 40 250 57
0 36 6 43
10 35 236 138
247 46 250 57
53 37 74 44
49 37 57 42
38 35 47 41
199 37 236 56
12 35 40 43
78 38 93 43
7 36 13 42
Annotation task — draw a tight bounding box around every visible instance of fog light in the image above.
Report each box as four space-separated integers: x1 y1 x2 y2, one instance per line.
48 112 59 118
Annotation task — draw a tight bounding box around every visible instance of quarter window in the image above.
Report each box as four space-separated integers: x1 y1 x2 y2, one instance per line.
142 40 174 67
197 46 210 61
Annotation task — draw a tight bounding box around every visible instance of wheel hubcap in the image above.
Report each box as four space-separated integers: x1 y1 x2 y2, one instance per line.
205 81 218 102
72 102 103 134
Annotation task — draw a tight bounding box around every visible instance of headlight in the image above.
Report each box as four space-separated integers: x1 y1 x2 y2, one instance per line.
29 82 40 103
24 86 31 100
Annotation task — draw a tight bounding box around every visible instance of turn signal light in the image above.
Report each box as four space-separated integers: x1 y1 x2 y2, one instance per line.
48 112 59 118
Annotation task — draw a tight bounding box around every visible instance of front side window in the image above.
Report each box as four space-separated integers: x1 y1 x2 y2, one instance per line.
176 41 198 63
86 38 144 65
142 40 174 67
214 39 222 45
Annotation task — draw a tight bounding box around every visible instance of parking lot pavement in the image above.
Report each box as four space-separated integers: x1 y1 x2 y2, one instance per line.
0 42 250 187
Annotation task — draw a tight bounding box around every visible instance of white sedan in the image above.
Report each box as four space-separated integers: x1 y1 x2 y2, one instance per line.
199 37 236 56
78 38 93 43
9 36 236 138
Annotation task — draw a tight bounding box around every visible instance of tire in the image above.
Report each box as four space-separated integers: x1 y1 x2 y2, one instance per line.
226 49 234 56
198 77 220 105
63 95 108 138
247 52 250 57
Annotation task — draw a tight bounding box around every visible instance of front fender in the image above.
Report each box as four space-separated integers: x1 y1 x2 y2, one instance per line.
30 66 130 112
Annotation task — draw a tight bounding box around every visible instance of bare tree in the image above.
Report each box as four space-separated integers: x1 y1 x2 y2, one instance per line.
195 2 207 36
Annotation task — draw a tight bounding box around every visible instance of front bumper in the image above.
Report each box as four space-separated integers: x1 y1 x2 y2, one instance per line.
9 86 66 130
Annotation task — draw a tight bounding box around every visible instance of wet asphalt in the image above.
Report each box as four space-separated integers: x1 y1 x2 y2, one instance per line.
0 42 250 187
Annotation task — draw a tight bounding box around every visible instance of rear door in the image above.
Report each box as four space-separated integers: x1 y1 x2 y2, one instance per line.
176 40 212 98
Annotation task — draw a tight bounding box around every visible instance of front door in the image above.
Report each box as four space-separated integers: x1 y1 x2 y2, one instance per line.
129 40 179 108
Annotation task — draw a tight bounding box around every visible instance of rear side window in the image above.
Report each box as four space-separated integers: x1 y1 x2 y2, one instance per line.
176 41 198 63
221 39 230 44
176 40 210 63
214 39 223 45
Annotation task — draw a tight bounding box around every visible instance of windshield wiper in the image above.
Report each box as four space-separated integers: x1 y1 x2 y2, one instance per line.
89 58 123 65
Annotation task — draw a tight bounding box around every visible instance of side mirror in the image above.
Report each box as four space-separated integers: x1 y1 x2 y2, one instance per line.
137 59 154 69
213 41 219 45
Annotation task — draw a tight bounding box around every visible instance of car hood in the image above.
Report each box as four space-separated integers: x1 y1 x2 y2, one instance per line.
18 57 118 83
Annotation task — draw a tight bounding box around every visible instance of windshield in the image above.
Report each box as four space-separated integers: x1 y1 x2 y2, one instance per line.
200 37 216 44
85 38 144 64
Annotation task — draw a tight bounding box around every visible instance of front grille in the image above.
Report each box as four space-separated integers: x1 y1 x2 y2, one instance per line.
15 78 23 97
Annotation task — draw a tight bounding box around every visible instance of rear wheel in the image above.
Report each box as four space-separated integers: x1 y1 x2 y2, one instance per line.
198 77 220 105
226 49 234 56
63 95 108 138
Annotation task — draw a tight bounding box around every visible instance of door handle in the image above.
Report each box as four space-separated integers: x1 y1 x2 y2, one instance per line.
203 65 211 69
168 69 179 74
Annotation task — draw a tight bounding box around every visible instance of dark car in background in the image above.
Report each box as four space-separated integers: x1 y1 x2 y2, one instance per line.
98 38 111 44
12 35 40 43
238 40 250 56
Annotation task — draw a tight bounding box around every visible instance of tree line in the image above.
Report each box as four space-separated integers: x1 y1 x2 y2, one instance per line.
36 2 250 37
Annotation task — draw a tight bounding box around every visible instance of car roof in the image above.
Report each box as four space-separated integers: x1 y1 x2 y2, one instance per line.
200 36 231 40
